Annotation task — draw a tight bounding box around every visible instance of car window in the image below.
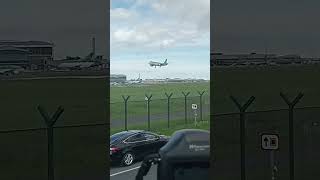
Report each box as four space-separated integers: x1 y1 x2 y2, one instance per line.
143 133 158 140
111 132 129 144
126 133 146 143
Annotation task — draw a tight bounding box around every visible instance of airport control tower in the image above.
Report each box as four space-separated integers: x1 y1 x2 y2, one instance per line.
92 37 95 58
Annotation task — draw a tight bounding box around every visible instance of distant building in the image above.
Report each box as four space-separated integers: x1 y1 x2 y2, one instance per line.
0 40 54 70
110 74 126 83
211 52 303 66
211 52 277 65
0 46 30 66
273 54 302 64
167 78 185 82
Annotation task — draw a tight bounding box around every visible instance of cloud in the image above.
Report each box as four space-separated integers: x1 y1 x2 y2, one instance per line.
110 0 210 80
110 0 209 53
110 8 137 20
150 0 209 32
212 0 320 57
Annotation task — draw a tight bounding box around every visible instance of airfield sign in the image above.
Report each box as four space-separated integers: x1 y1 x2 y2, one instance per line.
261 134 279 150
192 104 198 126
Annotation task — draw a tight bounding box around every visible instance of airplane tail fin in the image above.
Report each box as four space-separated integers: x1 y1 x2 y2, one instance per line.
164 59 167 64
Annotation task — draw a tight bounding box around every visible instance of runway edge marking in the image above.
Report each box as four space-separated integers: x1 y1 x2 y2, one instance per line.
110 166 141 177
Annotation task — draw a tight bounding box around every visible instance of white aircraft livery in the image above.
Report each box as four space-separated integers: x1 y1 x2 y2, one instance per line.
149 59 168 68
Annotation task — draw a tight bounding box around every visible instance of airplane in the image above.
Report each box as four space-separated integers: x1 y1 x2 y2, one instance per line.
0 69 15 76
0 65 24 76
149 59 168 68
127 73 142 84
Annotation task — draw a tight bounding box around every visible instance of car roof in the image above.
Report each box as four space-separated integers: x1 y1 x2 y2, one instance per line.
111 130 159 139
126 130 144 133
111 130 163 145
111 130 142 139
128 130 158 135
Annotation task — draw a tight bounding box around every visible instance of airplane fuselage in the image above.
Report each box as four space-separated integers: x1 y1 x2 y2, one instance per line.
149 59 168 67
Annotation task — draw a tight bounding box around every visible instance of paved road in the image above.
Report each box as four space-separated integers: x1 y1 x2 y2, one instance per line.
110 162 157 180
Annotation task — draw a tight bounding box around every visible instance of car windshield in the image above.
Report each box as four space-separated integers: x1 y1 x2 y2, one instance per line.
110 132 130 144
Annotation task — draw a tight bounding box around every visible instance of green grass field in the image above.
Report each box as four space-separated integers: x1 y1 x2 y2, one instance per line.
212 64 320 113
0 126 107 180
110 82 210 102
111 116 210 136
212 64 320 180
0 78 107 179
0 78 209 179
110 82 210 120
0 78 107 129
2 64 320 179
2 65 320 127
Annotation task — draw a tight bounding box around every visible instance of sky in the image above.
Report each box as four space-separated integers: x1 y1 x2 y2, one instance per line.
110 0 210 80
0 0 108 60
212 0 320 58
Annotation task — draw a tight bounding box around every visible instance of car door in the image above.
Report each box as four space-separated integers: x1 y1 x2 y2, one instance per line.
125 133 147 159
141 133 161 154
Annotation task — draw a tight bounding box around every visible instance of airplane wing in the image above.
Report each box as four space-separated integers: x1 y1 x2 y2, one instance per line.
0 69 11 74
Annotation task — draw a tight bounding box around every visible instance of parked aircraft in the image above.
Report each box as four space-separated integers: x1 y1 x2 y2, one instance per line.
0 65 24 75
127 74 142 84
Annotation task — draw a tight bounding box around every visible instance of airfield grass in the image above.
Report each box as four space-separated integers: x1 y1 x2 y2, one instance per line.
0 78 107 129
110 116 210 136
0 126 107 180
0 78 207 179
3 65 320 127
3 64 320 179
212 64 320 113
0 78 107 179
110 94 210 121
212 64 320 180
110 82 210 103
110 82 210 120
212 107 320 180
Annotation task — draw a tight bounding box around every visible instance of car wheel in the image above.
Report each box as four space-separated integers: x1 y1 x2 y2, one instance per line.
121 152 135 166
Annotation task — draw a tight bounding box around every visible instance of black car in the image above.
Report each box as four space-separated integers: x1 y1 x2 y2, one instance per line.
110 130 169 166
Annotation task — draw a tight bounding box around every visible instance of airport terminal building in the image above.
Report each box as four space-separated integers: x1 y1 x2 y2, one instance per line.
0 40 54 70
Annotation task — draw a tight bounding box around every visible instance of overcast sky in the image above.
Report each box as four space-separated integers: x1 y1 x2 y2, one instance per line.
0 0 108 60
110 0 210 80
212 0 320 58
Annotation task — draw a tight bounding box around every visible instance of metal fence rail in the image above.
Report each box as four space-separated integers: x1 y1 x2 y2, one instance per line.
0 106 109 180
110 91 210 130
3 91 320 180
212 92 320 180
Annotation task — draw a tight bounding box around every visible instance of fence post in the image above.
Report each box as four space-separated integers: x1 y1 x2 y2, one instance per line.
145 94 153 131
165 92 173 128
280 92 304 180
198 91 205 121
122 95 130 131
230 95 255 180
38 105 64 180
182 91 190 125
